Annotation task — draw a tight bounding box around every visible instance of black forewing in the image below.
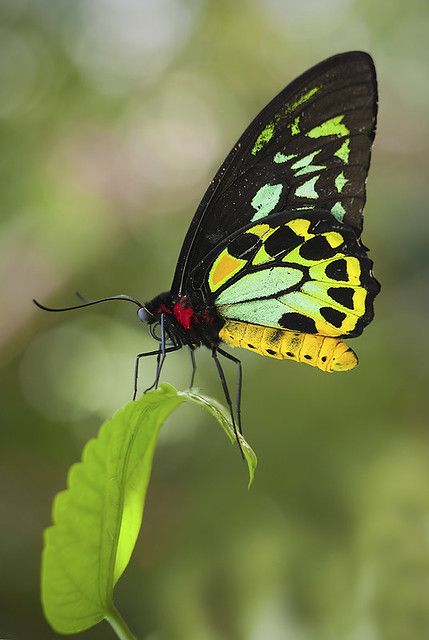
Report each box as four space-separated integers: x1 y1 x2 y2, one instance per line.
171 51 377 296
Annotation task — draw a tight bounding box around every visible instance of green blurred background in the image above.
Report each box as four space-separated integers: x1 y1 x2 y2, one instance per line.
1 1 429 638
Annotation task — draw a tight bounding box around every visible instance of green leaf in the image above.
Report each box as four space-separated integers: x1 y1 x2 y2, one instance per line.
42 384 183 634
179 388 257 487
41 384 257 635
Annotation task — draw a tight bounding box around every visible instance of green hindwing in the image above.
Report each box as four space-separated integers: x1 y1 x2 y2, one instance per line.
201 210 380 339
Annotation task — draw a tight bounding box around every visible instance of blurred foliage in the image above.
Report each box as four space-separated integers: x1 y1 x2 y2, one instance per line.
1 0 429 638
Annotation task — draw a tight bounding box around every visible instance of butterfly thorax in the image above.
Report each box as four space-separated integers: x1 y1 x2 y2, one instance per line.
146 291 224 348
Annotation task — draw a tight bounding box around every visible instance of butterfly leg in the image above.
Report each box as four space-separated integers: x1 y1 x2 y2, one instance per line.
189 347 197 388
138 345 180 395
134 347 161 399
211 348 244 460
144 313 175 392
134 316 180 397
216 347 243 435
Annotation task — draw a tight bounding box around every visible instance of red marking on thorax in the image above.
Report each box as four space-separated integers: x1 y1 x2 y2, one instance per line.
173 297 196 330
158 304 172 315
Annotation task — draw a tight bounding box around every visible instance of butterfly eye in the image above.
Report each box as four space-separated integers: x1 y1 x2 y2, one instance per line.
137 307 151 323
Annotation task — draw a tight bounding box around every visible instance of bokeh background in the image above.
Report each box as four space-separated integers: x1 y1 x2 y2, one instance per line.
1 1 429 638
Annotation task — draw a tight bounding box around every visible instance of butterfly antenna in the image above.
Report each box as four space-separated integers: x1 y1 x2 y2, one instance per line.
33 293 145 313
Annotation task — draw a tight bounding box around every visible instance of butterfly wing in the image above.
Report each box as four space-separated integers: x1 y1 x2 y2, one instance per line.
172 51 377 296
188 209 380 338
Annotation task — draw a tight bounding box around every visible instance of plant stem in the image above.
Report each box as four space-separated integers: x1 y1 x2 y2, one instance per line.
106 605 137 640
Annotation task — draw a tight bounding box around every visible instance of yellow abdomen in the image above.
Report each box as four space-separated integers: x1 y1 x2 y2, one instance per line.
219 320 357 372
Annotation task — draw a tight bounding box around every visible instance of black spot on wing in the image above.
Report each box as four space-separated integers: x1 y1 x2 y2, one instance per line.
325 258 348 281
228 232 260 258
265 226 303 257
328 286 354 309
361 261 381 294
300 236 339 261
279 312 317 333
320 307 346 328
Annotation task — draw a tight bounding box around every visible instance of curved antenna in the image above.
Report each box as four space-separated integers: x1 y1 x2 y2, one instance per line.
33 293 145 313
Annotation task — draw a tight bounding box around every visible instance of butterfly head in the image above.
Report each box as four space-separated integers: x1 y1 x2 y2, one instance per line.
137 304 170 343
137 305 154 324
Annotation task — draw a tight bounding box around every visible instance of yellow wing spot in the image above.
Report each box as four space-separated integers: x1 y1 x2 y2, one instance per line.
209 251 246 292
314 318 343 337
352 288 367 316
246 224 278 265
252 245 273 265
324 231 344 248
287 218 312 239
246 223 275 238
345 257 362 284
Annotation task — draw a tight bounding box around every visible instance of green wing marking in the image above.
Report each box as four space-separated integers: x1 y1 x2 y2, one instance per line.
251 183 283 221
171 52 376 293
245 58 376 232
251 87 320 155
216 267 303 305
206 211 379 339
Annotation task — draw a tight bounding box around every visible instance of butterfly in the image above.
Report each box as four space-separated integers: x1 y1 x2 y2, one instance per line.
34 51 380 451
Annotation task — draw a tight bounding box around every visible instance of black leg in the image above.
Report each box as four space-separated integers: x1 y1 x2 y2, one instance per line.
134 316 181 398
189 347 197 388
134 315 182 398
211 348 245 459
134 347 160 399
216 347 243 435
144 354 163 392
133 346 179 399
145 313 170 392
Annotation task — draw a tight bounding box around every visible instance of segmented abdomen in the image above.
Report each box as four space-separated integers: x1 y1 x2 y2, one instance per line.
219 320 357 372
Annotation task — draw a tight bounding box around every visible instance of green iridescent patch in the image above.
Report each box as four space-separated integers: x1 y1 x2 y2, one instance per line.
331 201 346 221
274 152 297 164
252 85 320 156
334 139 350 163
252 122 275 155
289 116 301 135
307 115 349 139
218 298 289 327
335 171 348 192
251 183 283 221
285 86 320 114
295 176 319 199
291 150 325 177
216 266 303 305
